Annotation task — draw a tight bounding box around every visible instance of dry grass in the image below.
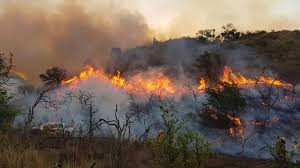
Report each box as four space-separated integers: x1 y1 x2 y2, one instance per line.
0 131 152 168
0 133 58 168
0 131 276 168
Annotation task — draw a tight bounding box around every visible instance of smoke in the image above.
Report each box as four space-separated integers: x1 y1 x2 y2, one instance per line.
0 0 298 82
0 0 152 84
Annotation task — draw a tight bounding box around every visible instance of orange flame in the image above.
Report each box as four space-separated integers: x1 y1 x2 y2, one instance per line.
222 66 292 87
62 65 108 86
125 73 176 96
227 114 241 126
111 71 126 88
62 66 176 96
61 65 293 98
60 65 294 138
228 127 245 138
227 114 244 137
198 78 206 91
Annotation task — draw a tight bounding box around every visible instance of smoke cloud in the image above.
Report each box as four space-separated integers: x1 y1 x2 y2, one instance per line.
0 0 152 84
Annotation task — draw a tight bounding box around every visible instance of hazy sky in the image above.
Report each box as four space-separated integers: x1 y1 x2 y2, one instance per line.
92 0 300 37
1 0 299 37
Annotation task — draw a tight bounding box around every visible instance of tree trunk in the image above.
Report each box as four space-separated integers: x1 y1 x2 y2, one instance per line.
24 106 34 134
89 104 94 139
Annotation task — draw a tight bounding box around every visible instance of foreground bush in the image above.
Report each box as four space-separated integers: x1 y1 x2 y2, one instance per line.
0 53 19 131
199 82 245 129
152 105 211 168
204 82 245 117
269 136 300 168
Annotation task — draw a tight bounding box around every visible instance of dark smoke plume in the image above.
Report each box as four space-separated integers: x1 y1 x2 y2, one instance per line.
0 0 152 84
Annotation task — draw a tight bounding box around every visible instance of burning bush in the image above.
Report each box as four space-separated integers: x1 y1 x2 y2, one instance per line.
199 82 245 129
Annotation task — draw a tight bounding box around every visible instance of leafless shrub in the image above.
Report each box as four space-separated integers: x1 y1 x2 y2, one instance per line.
66 90 99 139
25 67 67 133
97 104 136 141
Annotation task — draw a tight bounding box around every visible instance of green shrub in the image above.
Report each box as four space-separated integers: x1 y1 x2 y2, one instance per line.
152 105 211 168
0 53 19 131
203 82 245 117
270 136 300 168
0 89 19 131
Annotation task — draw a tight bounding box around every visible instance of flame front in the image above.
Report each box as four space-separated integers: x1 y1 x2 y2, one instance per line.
61 65 293 97
126 73 176 96
61 66 177 96
62 65 108 86
222 66 292 87
60 65 294 138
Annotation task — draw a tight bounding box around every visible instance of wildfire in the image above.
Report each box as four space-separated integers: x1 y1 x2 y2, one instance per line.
227 114 241 126
125 73 176 96
228 127 246 138
111 71 126 88
61 65 176 96
61 65 293 99
61 65 293 98
62 65 108 86
222 66 292 87
198 78 206 91
227 114 245 137
59 65 294 138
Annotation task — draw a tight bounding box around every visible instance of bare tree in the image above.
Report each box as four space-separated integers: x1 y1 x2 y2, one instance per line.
128 93 156 121
255 73 281 124
95 104 138 168
25 67 67 133
67 90 99 139
187 84 202 113
137 119 151 144
97 104 137 141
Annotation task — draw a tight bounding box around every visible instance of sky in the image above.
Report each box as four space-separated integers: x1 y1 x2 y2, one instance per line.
1 0 299 37
90 0 300 37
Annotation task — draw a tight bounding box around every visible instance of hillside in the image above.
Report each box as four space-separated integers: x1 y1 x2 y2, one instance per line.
238 30 300 84
113 30 300 84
